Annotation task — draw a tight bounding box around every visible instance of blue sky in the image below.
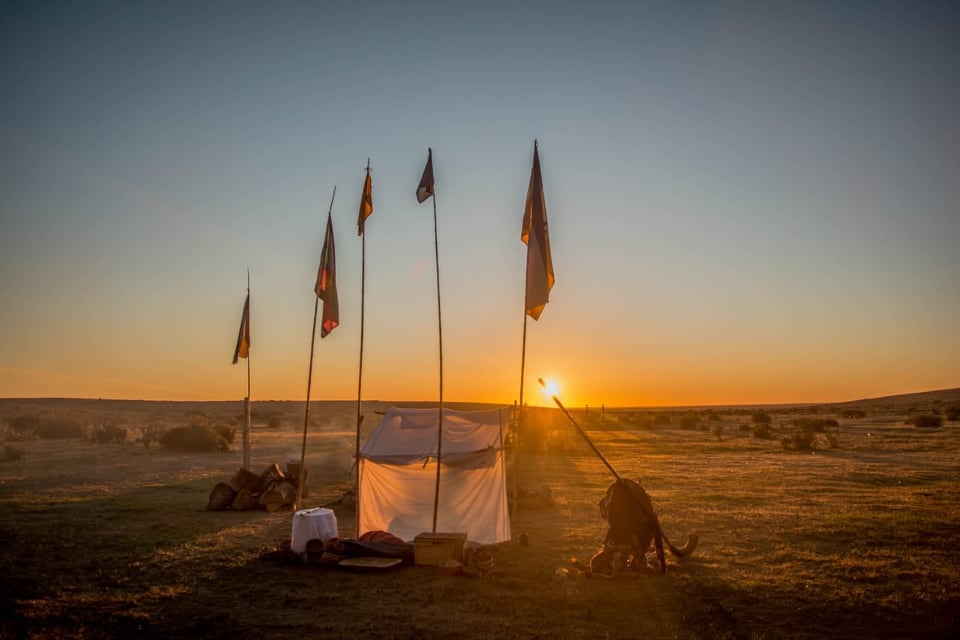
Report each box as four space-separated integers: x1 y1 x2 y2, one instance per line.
1 1 957 405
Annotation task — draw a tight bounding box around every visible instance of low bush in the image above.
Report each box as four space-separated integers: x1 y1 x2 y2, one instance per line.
37 419 86 439
141 423 168 449
752 411 772 425
159 424 229 453
941 403 959 421
678 415 699 430
911 414 942 428
91 425 127 444
2 445 25 462
10 414 40 434
781 419 838 451
752 424 772 439
214 424 236 444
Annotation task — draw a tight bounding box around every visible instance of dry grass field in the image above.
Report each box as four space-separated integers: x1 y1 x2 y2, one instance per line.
1 394 958 639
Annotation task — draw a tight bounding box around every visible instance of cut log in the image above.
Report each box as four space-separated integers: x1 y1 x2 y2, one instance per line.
228 467 260 492
207 482 236 511
287 463 309 498
259 481 296 513
251 462 286 494
232 488 261 511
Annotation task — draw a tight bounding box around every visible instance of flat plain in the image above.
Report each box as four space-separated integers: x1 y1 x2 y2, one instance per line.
1 393 958 639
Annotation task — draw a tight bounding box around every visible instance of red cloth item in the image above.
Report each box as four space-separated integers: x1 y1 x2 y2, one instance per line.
359 530 406 546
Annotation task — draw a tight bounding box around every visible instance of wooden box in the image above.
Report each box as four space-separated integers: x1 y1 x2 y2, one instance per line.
413 532 467 566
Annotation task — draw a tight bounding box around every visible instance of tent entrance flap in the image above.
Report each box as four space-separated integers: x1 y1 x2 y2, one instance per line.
358 407 511 545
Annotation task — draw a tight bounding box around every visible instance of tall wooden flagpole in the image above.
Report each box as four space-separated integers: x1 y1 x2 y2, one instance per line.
355 160 372 536
430 161 445 534
243 268 251 470
417 148 444 533
296 186 337 511
515 139 555 521
232 272 252 470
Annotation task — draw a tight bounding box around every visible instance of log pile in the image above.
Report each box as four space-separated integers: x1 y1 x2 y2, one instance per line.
207 462 309 512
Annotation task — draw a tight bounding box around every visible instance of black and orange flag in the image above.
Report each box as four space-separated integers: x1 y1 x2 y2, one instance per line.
416 148 434 203
315 212 339 338
521 141 555 320
357 163 373 235
232 292 250 363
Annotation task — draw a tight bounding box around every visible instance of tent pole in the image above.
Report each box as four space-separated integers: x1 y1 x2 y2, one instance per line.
295 298 321 511
430 188 445 534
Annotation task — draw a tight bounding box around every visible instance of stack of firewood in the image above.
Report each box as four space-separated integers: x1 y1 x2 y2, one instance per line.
207 462 308 512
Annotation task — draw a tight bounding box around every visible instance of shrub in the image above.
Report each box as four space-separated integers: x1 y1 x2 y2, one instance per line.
91 424 127 444
10 414 40 434
37 419 86 439
738 423 751 432
267 416 283 429
944 403 960 421
652 412 672 426
751 411 772 425
793 417 838 432
141 422 168 449
159 424 229 453
2 445 25 462
752 424 772 439
911 414 942 428
678 415 699 430
214 424 236 444
781 420 838 451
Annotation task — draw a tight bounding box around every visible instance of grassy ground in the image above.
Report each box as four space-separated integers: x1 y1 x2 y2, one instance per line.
1 400 958 638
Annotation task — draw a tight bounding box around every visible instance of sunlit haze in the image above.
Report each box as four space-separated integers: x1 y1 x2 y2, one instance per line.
1 1 957 407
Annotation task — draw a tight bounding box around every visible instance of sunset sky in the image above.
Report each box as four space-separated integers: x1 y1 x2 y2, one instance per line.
1 1 957 408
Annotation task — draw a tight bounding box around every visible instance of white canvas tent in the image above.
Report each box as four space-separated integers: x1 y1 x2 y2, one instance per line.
357 407 511 545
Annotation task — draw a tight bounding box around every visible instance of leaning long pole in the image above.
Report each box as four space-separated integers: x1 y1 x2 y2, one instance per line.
538 378 620 480
296 186 336 510
431 186 445 534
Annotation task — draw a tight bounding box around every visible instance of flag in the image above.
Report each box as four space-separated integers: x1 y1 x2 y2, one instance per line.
416 148 434 203
315 212 339 338
357 166 373 235
521 141 555 320
232 292 250 363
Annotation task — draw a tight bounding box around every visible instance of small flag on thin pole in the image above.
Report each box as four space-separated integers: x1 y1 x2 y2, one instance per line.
315 212 339 338
357 161 373 236
521 140 555 320
232 292 250 364
416 148 435 203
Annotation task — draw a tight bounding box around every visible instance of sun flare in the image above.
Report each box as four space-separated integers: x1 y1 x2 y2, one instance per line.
539 377 560 398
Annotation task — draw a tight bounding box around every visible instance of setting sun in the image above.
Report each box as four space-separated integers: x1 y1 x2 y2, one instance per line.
538 377 560 398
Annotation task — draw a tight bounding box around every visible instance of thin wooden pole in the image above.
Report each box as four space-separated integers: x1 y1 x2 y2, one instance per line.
243 269 252 470
355 161 369 536
295 186 337 511
512 313 528 519
296 298 320 511
431 182 444 534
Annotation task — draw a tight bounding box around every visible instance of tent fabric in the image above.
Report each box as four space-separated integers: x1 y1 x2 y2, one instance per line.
358 407 511 545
